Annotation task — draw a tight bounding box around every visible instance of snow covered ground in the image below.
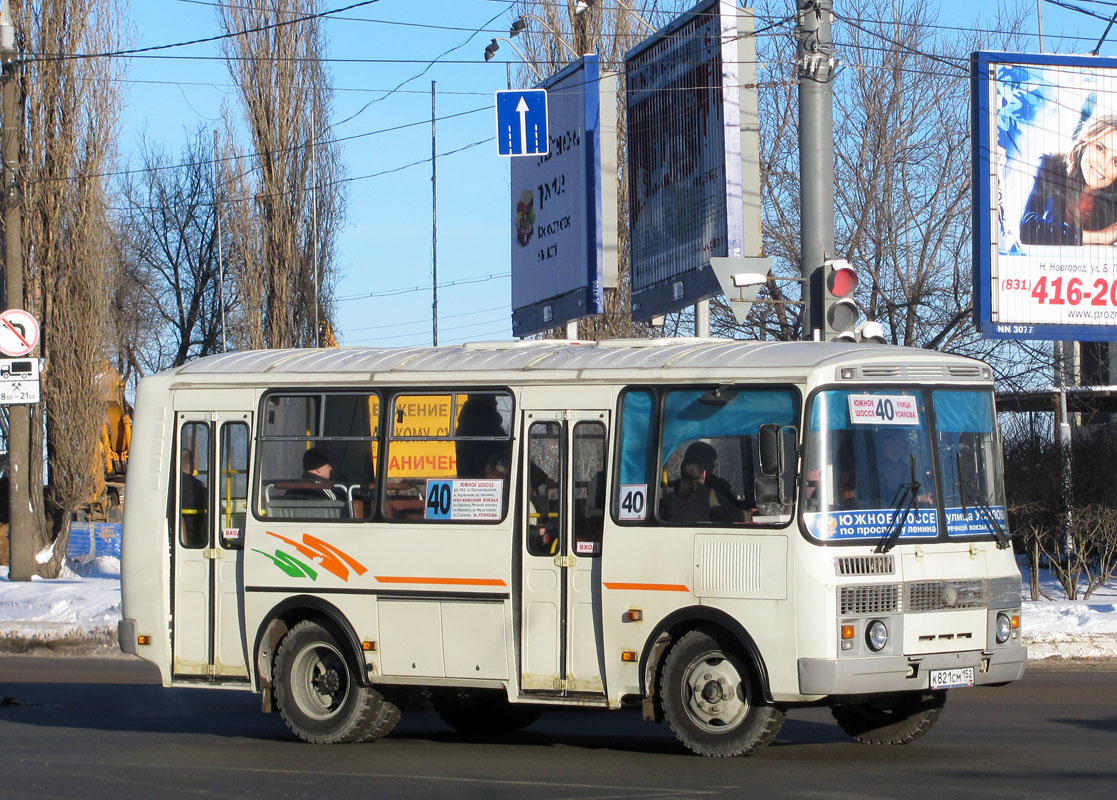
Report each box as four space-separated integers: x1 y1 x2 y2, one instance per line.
1 556 1115 659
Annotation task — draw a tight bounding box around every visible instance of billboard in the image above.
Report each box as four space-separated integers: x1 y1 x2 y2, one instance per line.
510 55 618 338
625 0 749 321
972 51 1117 341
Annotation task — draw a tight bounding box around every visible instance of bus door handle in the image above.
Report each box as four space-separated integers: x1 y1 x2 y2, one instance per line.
554 554 576 568
202 547 222 560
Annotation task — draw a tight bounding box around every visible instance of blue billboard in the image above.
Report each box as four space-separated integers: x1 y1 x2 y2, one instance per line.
510 55 617 337
972 51 1117 341
625 0 748 321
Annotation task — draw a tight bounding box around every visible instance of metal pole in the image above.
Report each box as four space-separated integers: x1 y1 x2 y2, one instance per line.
796 0 836 340
1036 0 1044 53
695 301 709 337
311 130 319 348
1 0 33 580
431 80 438 347
213 130 226 353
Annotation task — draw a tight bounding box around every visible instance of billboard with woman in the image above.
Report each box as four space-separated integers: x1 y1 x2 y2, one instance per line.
972 51 1117 341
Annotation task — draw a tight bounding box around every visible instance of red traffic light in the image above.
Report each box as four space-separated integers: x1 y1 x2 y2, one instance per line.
826 263 858 297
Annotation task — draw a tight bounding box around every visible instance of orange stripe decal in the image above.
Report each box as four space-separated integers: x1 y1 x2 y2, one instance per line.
603 582 690 592
374 576 507 587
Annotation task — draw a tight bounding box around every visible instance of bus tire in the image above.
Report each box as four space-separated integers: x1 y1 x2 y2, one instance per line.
830 690 946 745
274 619 401 744
660 629 784 757
432 692 542 736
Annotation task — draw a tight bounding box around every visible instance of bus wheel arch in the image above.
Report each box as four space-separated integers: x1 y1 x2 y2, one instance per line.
638 608 773 725
272 617 402 744
253 595 372 709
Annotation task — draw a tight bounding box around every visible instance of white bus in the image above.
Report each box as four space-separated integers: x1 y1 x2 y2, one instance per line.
118 339 1025 756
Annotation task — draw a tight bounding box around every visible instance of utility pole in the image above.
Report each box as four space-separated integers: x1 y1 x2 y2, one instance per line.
1 0 34 580
796 0 837 340
431 80 438 347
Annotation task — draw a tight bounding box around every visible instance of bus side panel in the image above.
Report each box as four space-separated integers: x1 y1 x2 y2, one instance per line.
120 375 175 686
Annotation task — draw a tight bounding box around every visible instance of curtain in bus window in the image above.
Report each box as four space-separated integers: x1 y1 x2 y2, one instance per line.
615 389 655 522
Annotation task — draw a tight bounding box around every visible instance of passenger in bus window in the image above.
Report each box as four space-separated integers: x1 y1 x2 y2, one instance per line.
684 441 753 521
179 450 208 548
528 461 558 555
287 448 341 501
456 394 507 478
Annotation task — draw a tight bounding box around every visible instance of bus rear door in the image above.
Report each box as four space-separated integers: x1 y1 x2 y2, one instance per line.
173 410 252 680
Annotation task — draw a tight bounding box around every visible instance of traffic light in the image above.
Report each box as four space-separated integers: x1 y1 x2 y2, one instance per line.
823 259 858 341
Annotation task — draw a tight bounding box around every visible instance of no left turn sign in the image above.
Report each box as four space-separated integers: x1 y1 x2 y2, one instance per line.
0 308 40 357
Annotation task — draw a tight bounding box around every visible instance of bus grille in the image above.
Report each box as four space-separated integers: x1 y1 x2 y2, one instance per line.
834 555 895 576
840 584 901 615
906 579 987 612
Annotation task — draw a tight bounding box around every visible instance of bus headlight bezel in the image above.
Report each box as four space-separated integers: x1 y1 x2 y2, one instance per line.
995 612 1012 644
866 619 888 652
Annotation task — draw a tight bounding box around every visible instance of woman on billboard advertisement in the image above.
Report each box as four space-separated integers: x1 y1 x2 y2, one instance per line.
1019 114 1117 246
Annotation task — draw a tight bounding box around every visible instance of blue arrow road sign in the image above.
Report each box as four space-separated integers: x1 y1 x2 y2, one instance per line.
495 89 548 157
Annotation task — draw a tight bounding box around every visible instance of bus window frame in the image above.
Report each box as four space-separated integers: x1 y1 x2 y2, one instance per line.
610 383 803 529
796 383 999 548
381 386 516 525
252 387 384 523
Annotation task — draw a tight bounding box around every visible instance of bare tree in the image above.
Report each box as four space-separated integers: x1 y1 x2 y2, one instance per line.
218 2 344 349
115 128 238 375
7 0 124 579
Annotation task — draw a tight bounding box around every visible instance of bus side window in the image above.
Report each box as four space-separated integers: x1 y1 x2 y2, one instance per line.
179 422 210 548
613 389 655 523
255 392 380 522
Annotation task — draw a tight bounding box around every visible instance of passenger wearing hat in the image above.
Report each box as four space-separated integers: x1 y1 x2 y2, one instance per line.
287 447 339 501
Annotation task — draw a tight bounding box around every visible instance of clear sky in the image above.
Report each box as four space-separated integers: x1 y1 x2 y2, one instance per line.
120 1 1117 349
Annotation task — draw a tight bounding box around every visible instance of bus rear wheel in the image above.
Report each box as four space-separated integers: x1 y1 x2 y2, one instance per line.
432 691 542 735
830 690 946 744
274 619 401 744
660 629 784 757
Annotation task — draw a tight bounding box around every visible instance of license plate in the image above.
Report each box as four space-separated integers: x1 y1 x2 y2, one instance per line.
929 667 975 689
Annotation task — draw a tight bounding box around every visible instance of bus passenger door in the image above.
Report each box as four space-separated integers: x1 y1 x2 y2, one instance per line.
520 411 609 696
173 411 252 680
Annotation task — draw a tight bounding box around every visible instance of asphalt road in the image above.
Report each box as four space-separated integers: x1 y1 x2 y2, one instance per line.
0 656 1114 799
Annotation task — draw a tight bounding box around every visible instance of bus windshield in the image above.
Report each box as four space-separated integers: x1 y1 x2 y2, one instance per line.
801 389 1007 544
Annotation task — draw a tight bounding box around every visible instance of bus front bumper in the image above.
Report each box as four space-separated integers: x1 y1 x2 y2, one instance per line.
798 645 1027 696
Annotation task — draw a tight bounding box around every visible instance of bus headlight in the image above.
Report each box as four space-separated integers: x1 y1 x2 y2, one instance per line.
996 612 1011 644
866 619 888 652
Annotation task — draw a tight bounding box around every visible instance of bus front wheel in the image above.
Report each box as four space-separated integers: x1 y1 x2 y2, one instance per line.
830 690 946 744
660 629 784 757
274 619 401 744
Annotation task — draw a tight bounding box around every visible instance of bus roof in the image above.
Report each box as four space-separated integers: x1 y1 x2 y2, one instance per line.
155 339 989 387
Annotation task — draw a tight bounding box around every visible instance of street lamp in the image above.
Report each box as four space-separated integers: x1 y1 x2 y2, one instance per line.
483 37 544 82
510 14 580 58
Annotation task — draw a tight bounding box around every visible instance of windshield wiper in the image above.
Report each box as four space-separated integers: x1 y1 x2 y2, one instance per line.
876 455 920 555
957 468 1011 550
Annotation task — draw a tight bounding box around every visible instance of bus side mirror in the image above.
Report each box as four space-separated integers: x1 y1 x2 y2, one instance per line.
756 424 799 505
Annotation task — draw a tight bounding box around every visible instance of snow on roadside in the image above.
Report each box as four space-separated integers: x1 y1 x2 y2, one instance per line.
1 555 1116 659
